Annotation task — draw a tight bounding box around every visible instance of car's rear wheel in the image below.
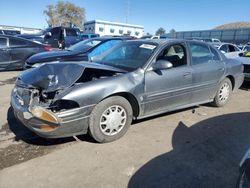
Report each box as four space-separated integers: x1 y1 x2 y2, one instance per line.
89 96 133 143
212 78 232 107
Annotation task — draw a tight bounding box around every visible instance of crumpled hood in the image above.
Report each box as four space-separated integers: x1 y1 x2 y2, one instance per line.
17 62 126 92
26 50 81 65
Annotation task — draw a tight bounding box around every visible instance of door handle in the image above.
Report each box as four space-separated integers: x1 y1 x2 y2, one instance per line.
183 72 191 78
218 68 225 72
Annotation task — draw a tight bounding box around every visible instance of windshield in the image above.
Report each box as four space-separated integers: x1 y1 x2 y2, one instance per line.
68 39 102 52
94 42 158 71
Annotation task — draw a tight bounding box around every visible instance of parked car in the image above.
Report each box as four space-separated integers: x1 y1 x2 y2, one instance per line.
25 37 130 68
203 38 221 43
140 35 160 39
81 33 100 40
237 148 250 188
0 35 52 70
235 56 250 81
213 43 244 58
17 27 82 49
11 39 244 142
0 29 21 35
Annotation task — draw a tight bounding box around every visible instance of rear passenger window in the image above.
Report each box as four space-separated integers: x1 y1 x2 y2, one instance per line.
190 43 212 65
0 38 7 47
66 29 77 36
233 45 240 52
220 45 228 53
228 45 236 52
9 38 25 46
210 47 221 61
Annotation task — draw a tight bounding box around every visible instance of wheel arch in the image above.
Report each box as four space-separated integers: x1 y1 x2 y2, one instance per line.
226 75 235 90
103 92 140 118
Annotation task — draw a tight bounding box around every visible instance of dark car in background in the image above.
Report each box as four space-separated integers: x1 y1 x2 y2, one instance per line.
0 29 21 35
0 35 51 70
11 39 244 143
17 26 82 49
25 37 131 68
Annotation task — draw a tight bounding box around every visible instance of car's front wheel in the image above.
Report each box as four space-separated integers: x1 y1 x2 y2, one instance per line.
89 96 133 143
212 78 232 107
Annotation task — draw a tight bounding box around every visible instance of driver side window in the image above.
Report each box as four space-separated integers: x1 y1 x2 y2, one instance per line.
156 43 187 67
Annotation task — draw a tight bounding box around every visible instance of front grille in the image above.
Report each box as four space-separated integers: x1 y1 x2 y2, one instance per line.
244 64 250 73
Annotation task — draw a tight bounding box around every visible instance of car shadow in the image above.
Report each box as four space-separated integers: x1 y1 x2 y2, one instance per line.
7 106 94 146
128 112 250 188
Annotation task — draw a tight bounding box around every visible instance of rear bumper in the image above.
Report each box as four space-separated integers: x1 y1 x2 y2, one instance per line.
11 90 95 138
234 73 245 90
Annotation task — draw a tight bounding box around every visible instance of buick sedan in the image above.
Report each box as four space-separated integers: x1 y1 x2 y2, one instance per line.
11 39 244 142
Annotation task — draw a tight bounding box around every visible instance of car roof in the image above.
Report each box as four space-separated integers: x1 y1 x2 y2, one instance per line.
0 34 44 45
130 38 209 45
89 37 133 41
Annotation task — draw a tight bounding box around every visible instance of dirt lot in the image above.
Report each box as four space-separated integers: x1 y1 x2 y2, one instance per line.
0 71 250 188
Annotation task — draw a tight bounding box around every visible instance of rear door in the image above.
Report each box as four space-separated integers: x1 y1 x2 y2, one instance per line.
8 37 36 69
0 37 11 69
189 42 225 103
65 28 81 47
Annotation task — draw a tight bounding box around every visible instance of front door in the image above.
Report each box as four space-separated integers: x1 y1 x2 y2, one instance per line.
143 43 193 116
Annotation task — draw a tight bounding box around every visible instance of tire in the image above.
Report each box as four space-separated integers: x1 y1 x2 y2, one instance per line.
89 96 133 143
212 78 232 107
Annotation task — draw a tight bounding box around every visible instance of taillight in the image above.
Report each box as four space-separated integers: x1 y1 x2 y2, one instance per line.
44 46 52 51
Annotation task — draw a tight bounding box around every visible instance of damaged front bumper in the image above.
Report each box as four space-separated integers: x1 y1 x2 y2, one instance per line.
11 88 95 138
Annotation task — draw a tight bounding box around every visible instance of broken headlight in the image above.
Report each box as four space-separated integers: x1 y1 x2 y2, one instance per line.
29 106 61 124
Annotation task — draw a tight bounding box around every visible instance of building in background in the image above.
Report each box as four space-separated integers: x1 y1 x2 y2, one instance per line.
83 20 144 38
165 28 250 44
0 25 42 35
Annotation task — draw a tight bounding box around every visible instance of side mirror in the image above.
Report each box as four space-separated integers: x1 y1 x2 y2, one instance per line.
220 50 226 54
153 59 173 70
45 32 52 38
239 52 243 57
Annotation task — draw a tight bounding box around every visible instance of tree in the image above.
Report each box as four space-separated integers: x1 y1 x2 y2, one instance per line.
43 1 85 29
155 27 166 36
169 29 176 38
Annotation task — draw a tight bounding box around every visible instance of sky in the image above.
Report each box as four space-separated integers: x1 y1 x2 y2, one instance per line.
0 0 249 34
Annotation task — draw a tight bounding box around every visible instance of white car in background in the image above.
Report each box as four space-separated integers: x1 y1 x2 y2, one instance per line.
213 43 244 58
203 38 221 43
243 45 250 52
